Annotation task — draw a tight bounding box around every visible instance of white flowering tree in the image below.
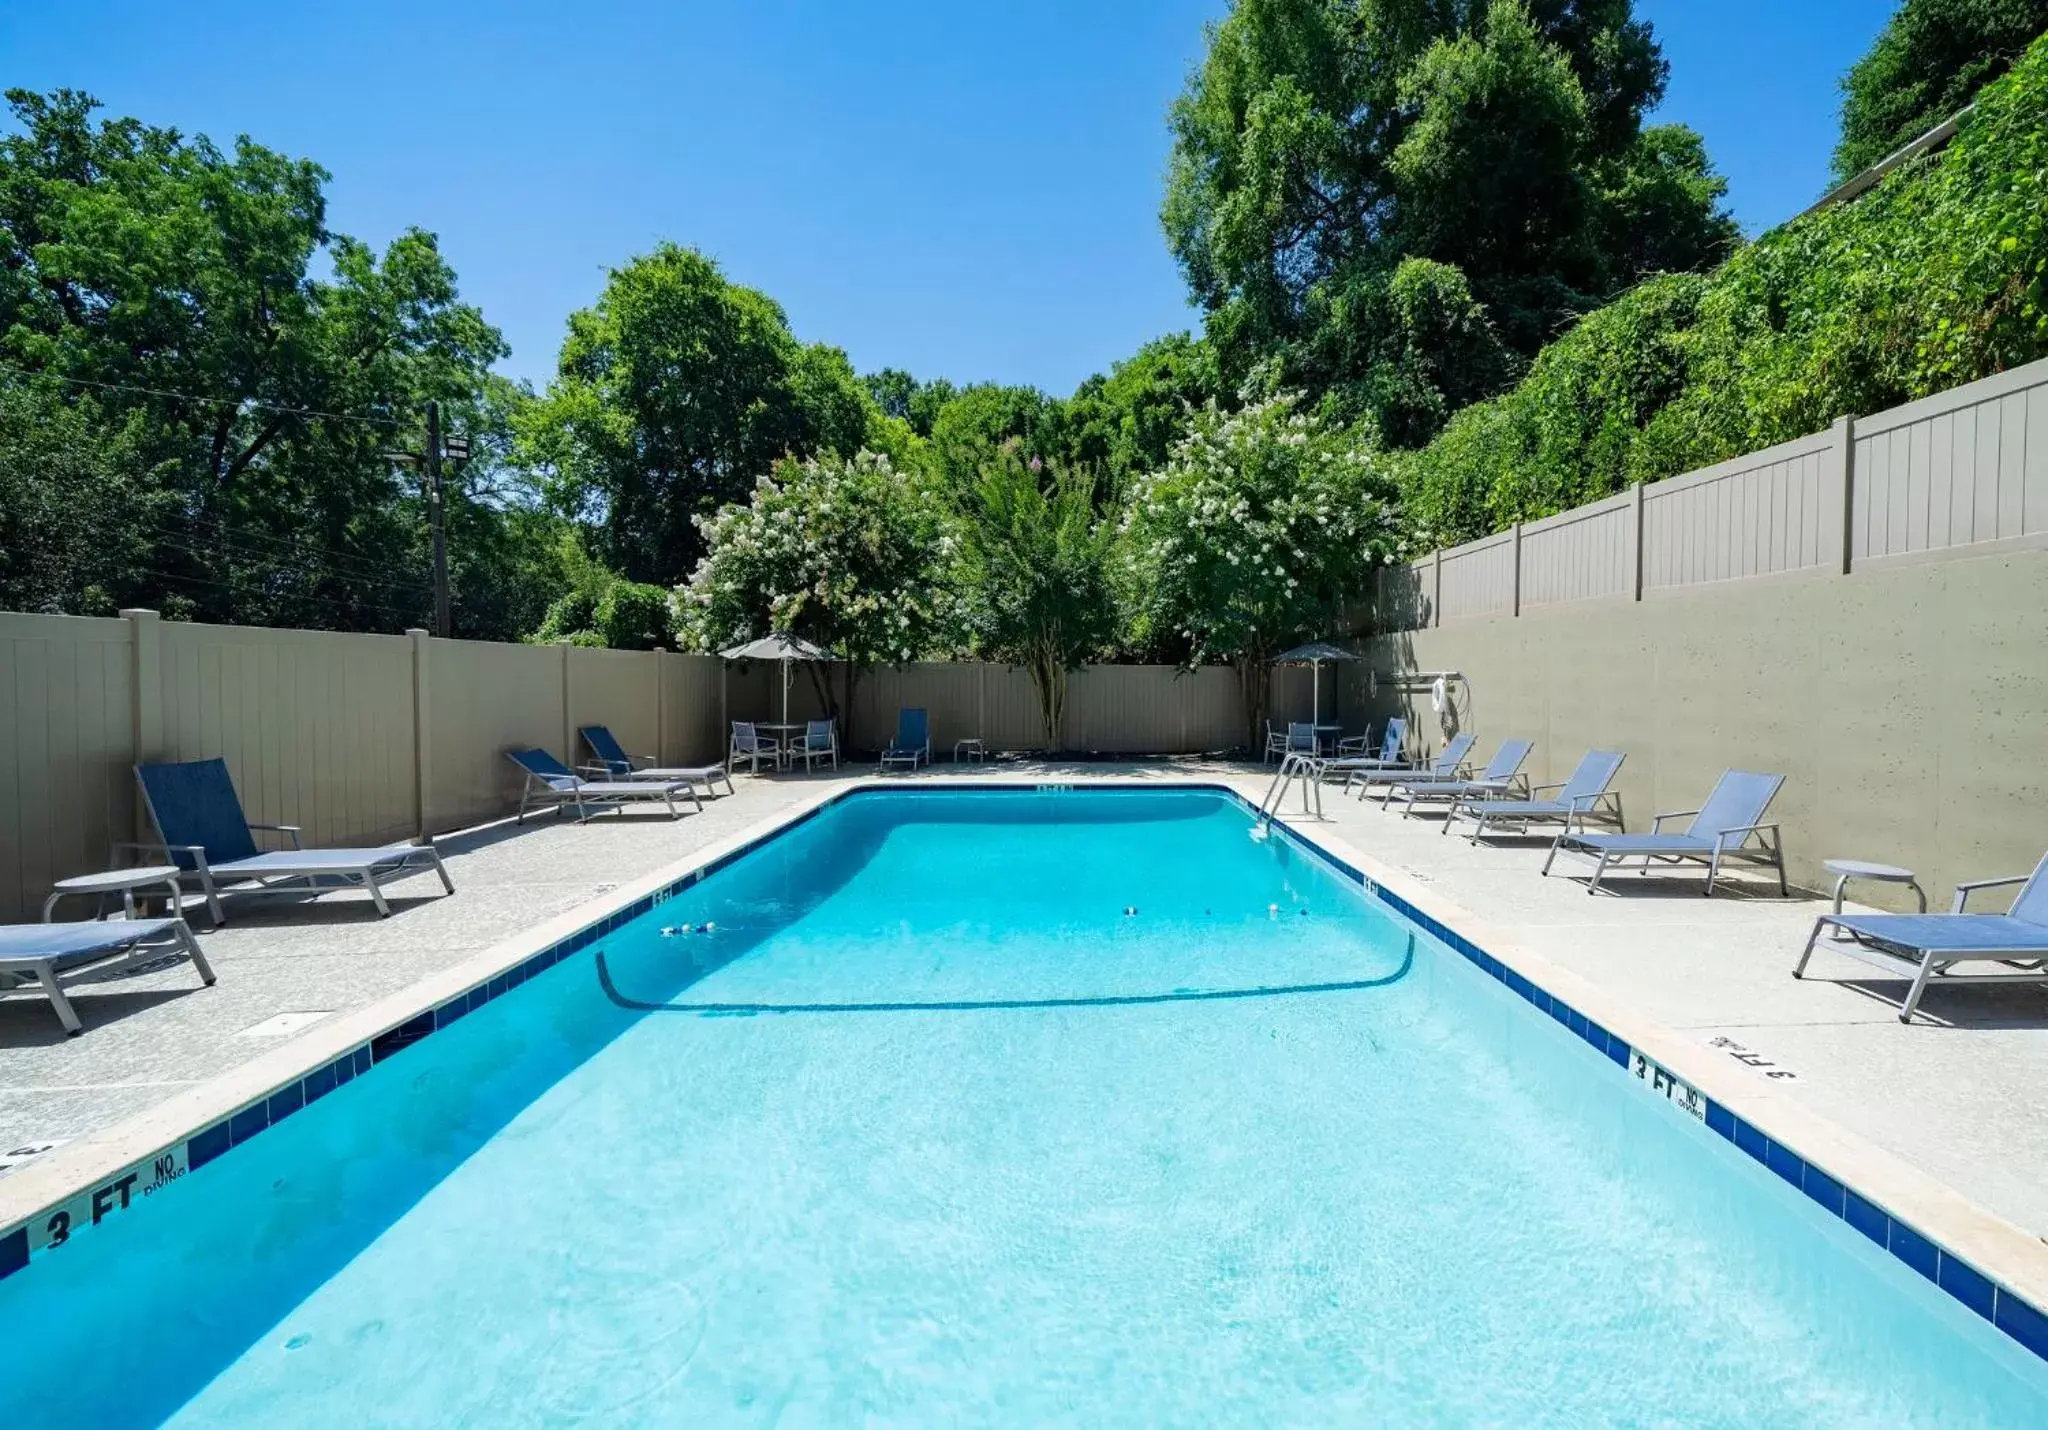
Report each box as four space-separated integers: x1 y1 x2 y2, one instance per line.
1120 393 1402 747
676 450 957 738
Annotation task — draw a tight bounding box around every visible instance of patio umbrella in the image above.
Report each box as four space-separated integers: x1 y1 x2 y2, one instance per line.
1270 640 1358 727
719 633 832 729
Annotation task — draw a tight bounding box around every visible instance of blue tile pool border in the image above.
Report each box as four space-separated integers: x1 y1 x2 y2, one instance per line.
2 779 2044 1371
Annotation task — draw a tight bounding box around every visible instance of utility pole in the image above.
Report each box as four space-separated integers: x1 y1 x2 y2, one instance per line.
426 400 450 638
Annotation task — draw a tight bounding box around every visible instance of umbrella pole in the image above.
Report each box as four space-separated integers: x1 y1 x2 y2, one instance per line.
781 660 790 728
1312 661 1321 726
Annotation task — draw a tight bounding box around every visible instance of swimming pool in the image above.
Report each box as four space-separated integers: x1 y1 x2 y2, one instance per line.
3 787 2045 1424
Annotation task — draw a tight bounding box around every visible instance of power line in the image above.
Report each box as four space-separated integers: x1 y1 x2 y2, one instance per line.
127 563 430 624
175 519 435 588
0 359 408 428
151 536 433 596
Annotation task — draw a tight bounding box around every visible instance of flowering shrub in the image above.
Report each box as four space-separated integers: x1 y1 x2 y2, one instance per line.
676 450 957 724
1121 393 1402 743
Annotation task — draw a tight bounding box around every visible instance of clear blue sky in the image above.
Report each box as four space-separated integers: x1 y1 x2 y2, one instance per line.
4 0 1893 395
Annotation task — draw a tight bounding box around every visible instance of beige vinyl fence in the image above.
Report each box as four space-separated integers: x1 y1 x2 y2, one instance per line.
0 615 1337 920
1363 357 2048 904
1384 357 2048 627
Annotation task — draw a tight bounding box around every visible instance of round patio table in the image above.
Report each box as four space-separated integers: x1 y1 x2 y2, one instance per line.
754 722 807 769
42 866 190 925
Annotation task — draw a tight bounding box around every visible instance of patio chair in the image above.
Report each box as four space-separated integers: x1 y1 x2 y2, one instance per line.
579 725 735 799
728 721 781 775
134 758 454 925
793 718 839 772
1388 738 1534 818
1793 851 2048 1023
1318 718 1410 781
0 917 214 1035
1541 769 1786 897
881 708 931 771
1443 749 1627 842
1346 732 1475 800
507 749 696 823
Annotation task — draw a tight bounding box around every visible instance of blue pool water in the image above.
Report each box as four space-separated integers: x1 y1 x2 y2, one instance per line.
4 788 2045 1425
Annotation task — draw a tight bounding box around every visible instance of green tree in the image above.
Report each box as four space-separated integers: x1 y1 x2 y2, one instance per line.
1832 0 2048 181
863 367 958 438
1163 0 1733 416
521 242 888 585
1121 394 1403 744
926 382 1067 490
1063 333 1224 487
1402 31 2048 541
676 450 955 733
954 452 1118 749
0 88 540 635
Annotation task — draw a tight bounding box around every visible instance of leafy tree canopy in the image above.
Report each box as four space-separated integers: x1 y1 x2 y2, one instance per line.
1832 0 2048 181
0 88 541 634
1164 0 1735 439
1404 29 2048 541
520 242 888 585
953 450 1119 747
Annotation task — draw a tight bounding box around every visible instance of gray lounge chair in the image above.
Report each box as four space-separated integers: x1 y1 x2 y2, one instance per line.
1542 769 1787 897
1389 738 1534 818
0 917 215 1035
579 725 735 798
1443 749 1627 842
1794 852 2048 1023
136 758 453 924
508 749 696 823
1320 718 1408 780
1347 732 1475 799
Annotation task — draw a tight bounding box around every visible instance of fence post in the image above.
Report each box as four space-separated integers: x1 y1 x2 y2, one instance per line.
1511 523 1524 617
408 630 432 839
1629 483 1646 599
1822 415 1857 574
559 642 576 762
653 647 667 764
1431 549 1443 628
120 608 162 845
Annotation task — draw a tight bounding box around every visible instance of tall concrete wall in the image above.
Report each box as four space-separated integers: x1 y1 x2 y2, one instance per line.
1357 549 2048 906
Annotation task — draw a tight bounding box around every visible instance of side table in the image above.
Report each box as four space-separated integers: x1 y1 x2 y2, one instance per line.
1823 858 1927 919
42 866 196 927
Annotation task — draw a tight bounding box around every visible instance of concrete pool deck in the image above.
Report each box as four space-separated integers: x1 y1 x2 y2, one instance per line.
3 760 2045 1270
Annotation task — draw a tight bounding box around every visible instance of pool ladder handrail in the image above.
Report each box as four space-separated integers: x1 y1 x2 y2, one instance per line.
1259 750 1325 823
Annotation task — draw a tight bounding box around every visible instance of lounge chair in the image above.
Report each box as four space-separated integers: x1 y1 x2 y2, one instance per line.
1318 718 1409 782
0 917 214 1035
728 721 781 774
1542 769 1786 897
1794 852 2048 1023
135 758 454 924
579 725 735 799
508 749 696 823
1389 738 1534 818
1347 732 1475 800
1443 749 1626 842
793 718 839 772
881 708 931 771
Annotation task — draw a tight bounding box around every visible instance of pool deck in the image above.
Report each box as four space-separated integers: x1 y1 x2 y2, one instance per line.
3 760 2045 1276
